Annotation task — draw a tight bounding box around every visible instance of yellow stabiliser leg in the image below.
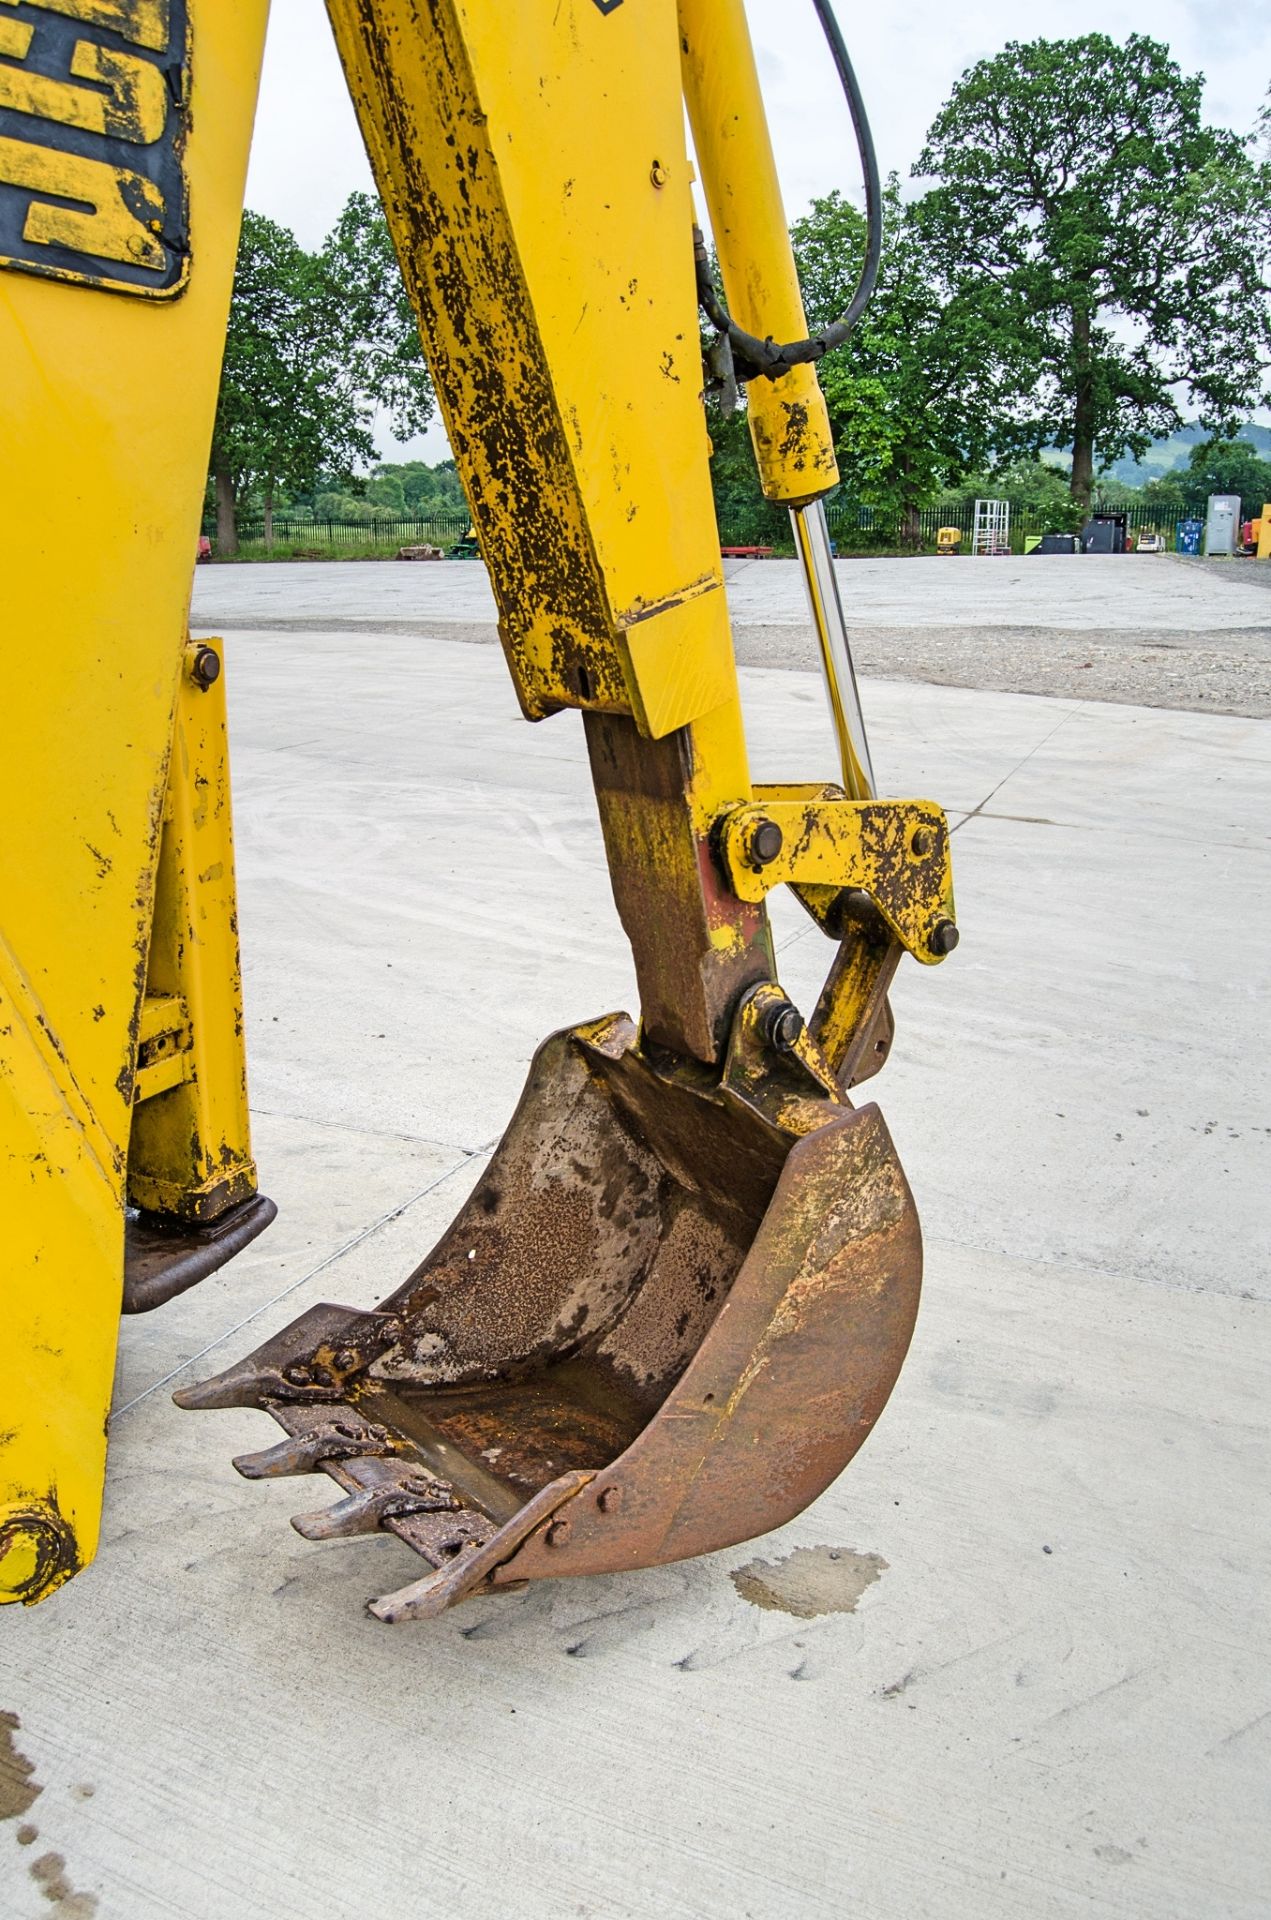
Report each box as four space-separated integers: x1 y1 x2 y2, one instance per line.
0 0 272 1604
124 636 277 1313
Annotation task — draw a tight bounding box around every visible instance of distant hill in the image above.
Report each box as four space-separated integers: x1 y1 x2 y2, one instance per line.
1099 422 1271 487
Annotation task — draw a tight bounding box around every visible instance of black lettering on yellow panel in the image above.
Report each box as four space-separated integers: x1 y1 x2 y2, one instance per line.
0 0 189 298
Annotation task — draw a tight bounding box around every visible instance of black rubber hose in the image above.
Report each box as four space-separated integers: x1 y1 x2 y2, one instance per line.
696 0 883 379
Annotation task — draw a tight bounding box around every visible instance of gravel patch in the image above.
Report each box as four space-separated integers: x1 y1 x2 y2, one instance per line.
198 612 1271 718
1172 555 1271 594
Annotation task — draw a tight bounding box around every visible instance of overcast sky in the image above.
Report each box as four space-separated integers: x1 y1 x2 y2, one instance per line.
244 0 1271 461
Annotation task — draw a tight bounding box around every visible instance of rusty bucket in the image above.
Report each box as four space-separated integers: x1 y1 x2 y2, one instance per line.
176 982 920 1621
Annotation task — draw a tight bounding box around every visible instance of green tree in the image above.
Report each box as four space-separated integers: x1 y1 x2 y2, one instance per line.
1138 471 1190 520
951 458 1087 532
320 191 434 442
914 35 1271 510
366 468 406 512
1184 437 1271 507
790 181 1003 543
210 196 435 554
210 212 377 553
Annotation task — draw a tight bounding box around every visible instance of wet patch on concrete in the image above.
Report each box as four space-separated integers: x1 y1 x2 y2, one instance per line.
731 1545 888 1619
29 1850 98 1916
0 1710 42 1820
3 1714 98 1912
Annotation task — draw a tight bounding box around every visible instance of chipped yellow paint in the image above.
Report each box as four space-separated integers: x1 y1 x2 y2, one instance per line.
0 133 166 264
0 0 171 54
720 794 956 963
0 0 190 299
0 1 269 1603
679 0 839 506
326 0 740 740
0 29 168 141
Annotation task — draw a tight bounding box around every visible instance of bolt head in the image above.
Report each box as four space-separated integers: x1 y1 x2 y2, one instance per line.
334 1348 358 1372
284 1363 312 1387
930 919 960 956
597 1486 622 1514
750 818 784 866
650 160 668 187
546 1518 572 1548
911 826 935 857
768 1002 804 1052
189 645 221 690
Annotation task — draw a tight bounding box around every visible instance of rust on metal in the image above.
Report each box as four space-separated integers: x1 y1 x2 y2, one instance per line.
123 1192 277 1312
180 987 921 1621
584 712 773 1064
171 0 952 1625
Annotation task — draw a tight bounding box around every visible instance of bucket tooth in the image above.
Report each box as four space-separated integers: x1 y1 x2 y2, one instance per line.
232 1416 399 1480
290 1477 461 1541
384 1507 498 1568
173 1303 404 1410
369 1474 593 1623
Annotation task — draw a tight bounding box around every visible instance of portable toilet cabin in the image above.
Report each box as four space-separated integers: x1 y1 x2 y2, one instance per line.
1204 495 1240 557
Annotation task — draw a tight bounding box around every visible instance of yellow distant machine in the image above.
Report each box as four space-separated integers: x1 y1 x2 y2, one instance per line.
936 527 962 554
1 0 956 1619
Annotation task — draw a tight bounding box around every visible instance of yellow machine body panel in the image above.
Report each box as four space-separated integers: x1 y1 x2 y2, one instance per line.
0 0 270 1601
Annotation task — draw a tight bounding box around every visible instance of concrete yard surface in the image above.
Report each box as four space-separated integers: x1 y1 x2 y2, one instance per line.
2 594 1269 1917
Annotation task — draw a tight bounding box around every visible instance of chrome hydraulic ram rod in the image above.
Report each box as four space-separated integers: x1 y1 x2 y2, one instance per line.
791 500 875 800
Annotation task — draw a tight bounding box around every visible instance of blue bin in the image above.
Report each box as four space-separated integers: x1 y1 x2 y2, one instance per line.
1175 519 1202 556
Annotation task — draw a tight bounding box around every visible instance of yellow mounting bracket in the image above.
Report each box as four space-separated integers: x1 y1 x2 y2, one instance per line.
718 785 957 964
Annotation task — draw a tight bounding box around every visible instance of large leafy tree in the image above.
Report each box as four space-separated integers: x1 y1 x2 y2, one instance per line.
320 191 434 443
209 198 434 553
790 181 1004 542
210 212 370 553
1184 437 1271 507
950 457 1088 533
913 35 1271 509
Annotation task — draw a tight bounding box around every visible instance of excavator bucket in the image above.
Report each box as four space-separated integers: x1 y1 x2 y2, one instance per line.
178 993 920 1620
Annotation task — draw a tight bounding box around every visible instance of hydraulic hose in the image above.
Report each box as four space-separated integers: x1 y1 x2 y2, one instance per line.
695 0 883 379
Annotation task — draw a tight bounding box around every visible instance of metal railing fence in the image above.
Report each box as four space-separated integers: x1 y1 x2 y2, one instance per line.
204 497 1210 556
206 509 472 549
